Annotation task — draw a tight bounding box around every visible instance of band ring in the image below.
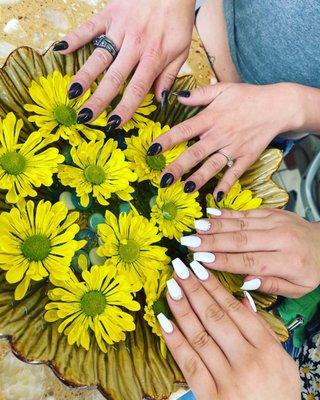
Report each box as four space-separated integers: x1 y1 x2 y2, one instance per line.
218 150 234 167
92 35 119 60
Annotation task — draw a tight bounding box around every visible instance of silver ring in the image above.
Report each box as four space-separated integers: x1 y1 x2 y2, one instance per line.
92 35 119 60
218 150 234 167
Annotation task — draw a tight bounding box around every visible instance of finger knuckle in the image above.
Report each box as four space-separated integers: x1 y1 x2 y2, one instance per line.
238 219 248 231
163 71 176 84
207 157 224 171
115 103 131 118
205 303 225 323
143 46 162 62
83 20 98 35
242 253 256 270
183 356 201 378
167 162 184 178
225 298 242 313
266 278 280 294
130 81 147 99
231 167 242 180
92 95 105 110
179 123 194 141
191 330 211 350
190 146 205 162
93 48 112 65
233 231 248 246
108 68 125 89
188 281 202 296
76 69 94 85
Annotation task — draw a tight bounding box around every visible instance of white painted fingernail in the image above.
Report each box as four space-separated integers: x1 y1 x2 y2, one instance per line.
190 260 210 281
244 291 257 313
241 278 261 291
157 313 174 333
180 235 201 248
172 258 190 279
194 219 211 231
206 208 222 216
167 278 183 300
193 252 215 263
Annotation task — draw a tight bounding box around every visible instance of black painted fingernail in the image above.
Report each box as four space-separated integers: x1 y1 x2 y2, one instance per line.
77 108 93 124
106 115 122 133
68 82 83 99
160 173 174 188
147 143 162 156
173 90 191 98
216 191 224 202
184 181 196 193
160 90 169 111
53 41 69 51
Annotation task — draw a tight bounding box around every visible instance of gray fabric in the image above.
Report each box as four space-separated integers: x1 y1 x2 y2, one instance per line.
223 0 320 88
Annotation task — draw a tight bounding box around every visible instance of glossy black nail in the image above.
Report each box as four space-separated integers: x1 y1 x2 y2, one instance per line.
53 41 69 51
216 191 224 202
160 173 174 188
77 108 93 124
68 82 83 99
160 90 169 111
173 90 190 98
147 143 162 156
184 181 196 193
106 115 122 133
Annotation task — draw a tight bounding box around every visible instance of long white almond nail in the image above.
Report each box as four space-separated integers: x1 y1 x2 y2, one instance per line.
194 219 211 231
244 291 257 313
172 258 190 279
180 235 201 248
241 278 261 291
206 208 222 216
157 313 174 333
193 252 215 263
167 278 183 300
190 260 210 281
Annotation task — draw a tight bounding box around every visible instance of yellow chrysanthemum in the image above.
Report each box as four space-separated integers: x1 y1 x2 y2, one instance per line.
122 94 156 132
144 266 172 358
97 211 170 291
0 112 64 204
44 265 140 352
125 122 187 186
58 139 137 207
206 181 262 211
24 71 107 146
0 200 85 300
151 182 202 241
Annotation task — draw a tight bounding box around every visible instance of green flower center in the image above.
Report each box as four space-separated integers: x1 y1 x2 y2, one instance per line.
21 234 51 261
153 297 171 318
54 104 77 127
0 151 27 175
119 239 140 263
84 165 106 185
162 201 177 220
146 154 166 171
81 290 107 317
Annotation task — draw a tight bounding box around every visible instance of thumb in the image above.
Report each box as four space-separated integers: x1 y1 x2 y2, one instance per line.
173 82 232 106
242 276 308 298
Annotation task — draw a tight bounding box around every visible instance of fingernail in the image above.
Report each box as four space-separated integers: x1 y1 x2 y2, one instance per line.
172 258 190 279
180 235 201 248
244 291 257 313
160 173 174 188
106 115 121 133
173 90 190 98
190 260 210 281
53 41 69 51
77 108 93 124
167 278 183 300
241 278 261 291
160 90 169 111
147 143 162 156
184 181 196 193
216 191 224 202
68 82 83 99
206 207 222 216
157 313 174 333
193 252 215 263
194 219 211 232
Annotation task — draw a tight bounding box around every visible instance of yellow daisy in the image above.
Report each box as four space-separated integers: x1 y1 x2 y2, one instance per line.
151 182 202 241
97 211 170 291
24 71 107 146
206 181 262 211
0 112 65 204
122 93 157 132
144 266 172 358
44 265 140 352
0 200 85 300
125 122 187 186
58 139 137 207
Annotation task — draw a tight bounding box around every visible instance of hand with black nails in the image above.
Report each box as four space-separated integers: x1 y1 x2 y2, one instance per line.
148 82 306 198
53 0 195 128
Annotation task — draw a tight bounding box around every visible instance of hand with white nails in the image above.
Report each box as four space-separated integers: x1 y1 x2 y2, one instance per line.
158 260 300 400
190 208 320 298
